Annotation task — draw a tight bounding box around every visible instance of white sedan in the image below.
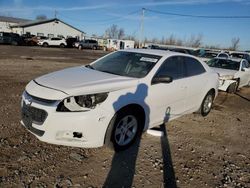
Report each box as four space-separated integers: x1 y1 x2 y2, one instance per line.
21 49 219 151
207 57 250 93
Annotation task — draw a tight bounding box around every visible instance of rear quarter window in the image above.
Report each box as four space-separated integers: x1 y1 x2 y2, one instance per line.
185 57 206 77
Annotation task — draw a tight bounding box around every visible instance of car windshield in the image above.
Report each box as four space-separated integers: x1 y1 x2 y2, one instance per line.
91 51 161 78
207 58 240 71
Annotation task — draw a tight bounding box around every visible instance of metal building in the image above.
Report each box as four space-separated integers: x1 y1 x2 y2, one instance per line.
11 18 85 40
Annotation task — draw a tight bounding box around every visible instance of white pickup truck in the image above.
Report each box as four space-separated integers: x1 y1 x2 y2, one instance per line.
38 37 67 48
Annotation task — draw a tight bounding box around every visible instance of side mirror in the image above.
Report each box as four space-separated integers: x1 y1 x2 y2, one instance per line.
152 75 173 84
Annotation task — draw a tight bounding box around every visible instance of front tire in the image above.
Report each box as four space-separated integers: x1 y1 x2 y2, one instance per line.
200 91 214 117
43 42 48 47
110 110 142 151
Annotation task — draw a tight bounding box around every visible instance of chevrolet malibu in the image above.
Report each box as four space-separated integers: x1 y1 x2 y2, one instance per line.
21 49 219 151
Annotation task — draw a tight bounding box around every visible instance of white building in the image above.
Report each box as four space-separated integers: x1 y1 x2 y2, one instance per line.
0 16 85 40
0 16 30 32
11 18 85 40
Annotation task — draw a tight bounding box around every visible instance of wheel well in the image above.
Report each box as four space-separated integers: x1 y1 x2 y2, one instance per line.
116 104 146 128
208 88 216 97
103 104 146 146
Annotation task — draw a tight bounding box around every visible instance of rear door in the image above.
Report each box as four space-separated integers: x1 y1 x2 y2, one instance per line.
148 56 188 126
183 57 207 111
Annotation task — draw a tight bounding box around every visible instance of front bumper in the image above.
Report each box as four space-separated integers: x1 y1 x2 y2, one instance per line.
20 92 114 148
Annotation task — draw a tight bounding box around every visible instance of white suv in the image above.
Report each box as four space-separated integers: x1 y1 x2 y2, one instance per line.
21 49 219 151
38 37 67 48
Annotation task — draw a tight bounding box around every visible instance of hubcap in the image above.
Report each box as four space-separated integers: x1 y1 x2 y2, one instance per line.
203 95 213 113
114 115 138 146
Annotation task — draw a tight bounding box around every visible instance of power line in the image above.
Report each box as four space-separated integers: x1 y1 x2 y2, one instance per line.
146 8 250 19
58 9 141 24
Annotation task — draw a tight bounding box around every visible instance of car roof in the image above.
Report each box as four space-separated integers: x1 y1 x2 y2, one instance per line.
121 48 194 58
231 51 249 55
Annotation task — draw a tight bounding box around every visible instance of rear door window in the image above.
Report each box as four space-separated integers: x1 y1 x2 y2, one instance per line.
155 56 186 80
185 57 206 77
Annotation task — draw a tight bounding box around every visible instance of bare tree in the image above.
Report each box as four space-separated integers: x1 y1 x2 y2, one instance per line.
231 37 240 50
36 15 47 20
104 25 125 39
176 39 183 46
152 37 159 43
165 34 177 45
160 36 165 44
118 28 125 39
187 34 203 47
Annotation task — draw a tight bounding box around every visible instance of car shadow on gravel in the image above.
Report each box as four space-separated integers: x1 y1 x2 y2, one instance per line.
103 84 148 187
159 123 177 188
103 133 142 187
103 83 176 187
235 92 250 102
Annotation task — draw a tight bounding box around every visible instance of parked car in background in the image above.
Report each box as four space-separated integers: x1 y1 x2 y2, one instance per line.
207 57 250 93
78 39 98 50
0 32 23 45
198 51 219 62
230 52 250 63
21 49 219 151
217 52 230 58
38 37 67 48
22 34 38 46
66 37 78 48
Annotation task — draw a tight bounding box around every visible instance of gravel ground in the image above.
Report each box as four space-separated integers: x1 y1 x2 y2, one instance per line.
0 46 249 188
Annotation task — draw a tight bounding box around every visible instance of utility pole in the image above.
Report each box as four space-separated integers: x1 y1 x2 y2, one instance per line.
140 8 145 48
54 10 57 18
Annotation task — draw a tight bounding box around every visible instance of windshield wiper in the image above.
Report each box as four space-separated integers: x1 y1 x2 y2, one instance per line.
85 64 95 70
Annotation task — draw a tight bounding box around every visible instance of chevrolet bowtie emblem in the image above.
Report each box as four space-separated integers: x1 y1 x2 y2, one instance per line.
26 96 32 106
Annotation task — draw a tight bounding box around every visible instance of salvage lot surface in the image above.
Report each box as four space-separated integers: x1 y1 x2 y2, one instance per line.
0 46 249 188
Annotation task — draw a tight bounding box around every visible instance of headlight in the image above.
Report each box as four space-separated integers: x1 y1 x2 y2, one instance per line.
56 92 108 112
219 75 234 80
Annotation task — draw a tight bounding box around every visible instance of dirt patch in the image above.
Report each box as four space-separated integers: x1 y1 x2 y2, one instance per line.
0 46 249 187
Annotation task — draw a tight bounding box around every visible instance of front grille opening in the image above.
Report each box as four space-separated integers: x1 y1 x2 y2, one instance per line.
25 91 57 104
22 102 48 125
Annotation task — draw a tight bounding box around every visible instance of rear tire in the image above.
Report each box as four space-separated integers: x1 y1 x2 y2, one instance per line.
108 109 143 152
60 43 65 48
78 45 83 50
92 45 97 50
199 91 214 117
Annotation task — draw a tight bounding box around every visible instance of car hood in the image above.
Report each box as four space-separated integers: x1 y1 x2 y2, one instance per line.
210 67 237 77
34 66 139 96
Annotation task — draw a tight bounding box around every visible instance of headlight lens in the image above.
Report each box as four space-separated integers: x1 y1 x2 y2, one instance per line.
56 92 108 112
219 75 234 80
